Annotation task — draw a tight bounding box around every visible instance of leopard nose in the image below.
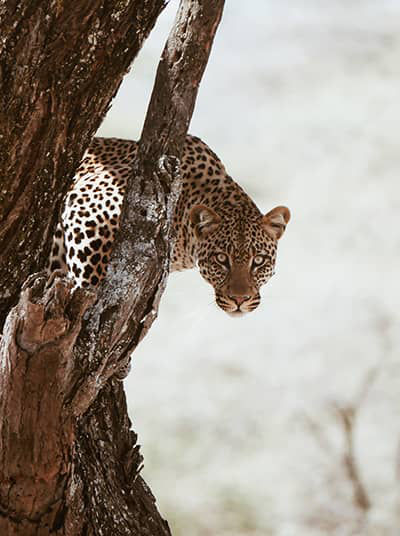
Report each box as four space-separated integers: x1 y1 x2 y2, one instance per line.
230 295 250 306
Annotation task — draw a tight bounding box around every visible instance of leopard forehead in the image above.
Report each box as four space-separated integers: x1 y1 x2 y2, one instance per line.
198 216 277 259
195 217 278 284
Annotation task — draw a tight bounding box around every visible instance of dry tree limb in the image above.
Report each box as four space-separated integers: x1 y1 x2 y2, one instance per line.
332 403 371 512
332 367 378 512
304 368 379 522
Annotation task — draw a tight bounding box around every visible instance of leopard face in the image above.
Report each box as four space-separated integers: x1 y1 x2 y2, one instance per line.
190 204 290 315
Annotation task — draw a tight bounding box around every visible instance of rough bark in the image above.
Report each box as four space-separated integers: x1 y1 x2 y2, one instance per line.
0 0 225 534
0 0 167 328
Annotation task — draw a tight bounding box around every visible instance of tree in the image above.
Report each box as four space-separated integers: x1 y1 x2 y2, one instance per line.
0 0 224 533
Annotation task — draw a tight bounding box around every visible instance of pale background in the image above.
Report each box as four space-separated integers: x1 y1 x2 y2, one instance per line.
97 1 400 535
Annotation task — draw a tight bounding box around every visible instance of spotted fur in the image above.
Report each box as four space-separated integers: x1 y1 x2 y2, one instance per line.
49 135 290 315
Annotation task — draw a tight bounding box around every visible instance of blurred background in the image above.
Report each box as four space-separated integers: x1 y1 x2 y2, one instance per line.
97 1 400 534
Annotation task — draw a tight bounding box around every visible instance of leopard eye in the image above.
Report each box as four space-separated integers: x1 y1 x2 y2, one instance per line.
215 252 229 266
253 254 266 267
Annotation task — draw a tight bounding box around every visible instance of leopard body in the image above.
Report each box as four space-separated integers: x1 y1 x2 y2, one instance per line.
49 135 290 315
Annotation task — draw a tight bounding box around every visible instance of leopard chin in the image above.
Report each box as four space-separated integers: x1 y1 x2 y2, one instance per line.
227 309 246 317
215 294 260 315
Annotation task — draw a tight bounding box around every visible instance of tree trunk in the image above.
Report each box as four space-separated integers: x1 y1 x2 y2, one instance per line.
0 0 224 534
0 0 167 328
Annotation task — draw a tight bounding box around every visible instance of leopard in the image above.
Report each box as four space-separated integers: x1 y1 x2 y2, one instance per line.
49 135 290 316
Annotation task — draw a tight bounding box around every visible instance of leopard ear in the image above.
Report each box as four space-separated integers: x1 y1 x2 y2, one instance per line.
260 206 291 240
190 204 221 239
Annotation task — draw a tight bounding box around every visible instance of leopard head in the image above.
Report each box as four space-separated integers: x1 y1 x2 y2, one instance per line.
190 204 290 316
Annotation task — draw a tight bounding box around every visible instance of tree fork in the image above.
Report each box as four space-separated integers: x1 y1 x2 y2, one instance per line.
0 0 225 534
